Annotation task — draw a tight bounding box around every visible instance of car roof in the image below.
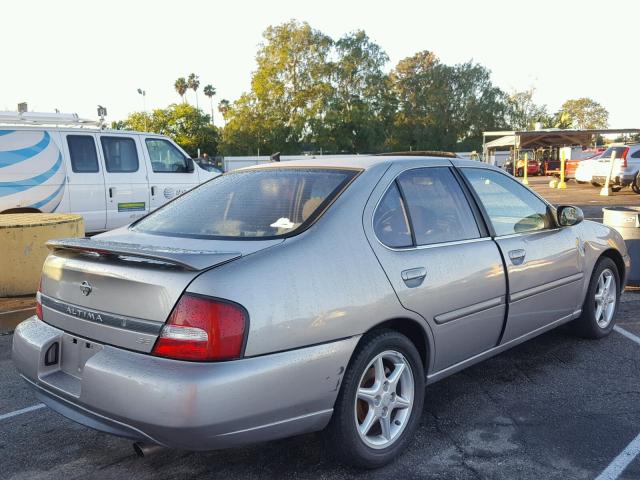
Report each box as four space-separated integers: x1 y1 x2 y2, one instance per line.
241 155 494 171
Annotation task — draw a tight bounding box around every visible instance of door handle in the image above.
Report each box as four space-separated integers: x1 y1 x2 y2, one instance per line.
151 186 156 196
401 267 427 287
508 249 526 265
108 187 114 199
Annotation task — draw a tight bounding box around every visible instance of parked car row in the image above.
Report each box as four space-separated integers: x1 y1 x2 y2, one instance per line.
500 144 640 194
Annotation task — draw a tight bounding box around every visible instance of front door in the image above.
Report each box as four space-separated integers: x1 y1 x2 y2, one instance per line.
460 167 583 343
365 163 507 372
142 136 200 211
98 134 150 230
62 133 106 232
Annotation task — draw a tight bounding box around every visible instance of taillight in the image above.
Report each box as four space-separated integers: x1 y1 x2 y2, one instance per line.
152 294 247 361
35 278 43 320
622 148 629 167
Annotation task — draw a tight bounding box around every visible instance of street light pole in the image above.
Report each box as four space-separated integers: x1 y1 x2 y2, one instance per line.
137 88 147 131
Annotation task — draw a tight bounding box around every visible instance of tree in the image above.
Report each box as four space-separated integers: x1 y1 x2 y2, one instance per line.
187 73 200 109
203 84 216 124
174 77 188 103
120 103 217 157
559 98 609 129
505 89 549 130
319 30 395 153
217 99 230 118
389 51 507 151
220 20 334 155
550 110 572 129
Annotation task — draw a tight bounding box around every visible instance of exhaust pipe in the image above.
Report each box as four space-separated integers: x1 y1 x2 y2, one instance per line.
133 442 165 457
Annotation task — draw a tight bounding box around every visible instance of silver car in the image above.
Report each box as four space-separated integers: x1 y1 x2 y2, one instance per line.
12 156 630 468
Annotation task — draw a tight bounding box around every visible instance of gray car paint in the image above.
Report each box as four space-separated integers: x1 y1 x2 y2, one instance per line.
12 155 630 452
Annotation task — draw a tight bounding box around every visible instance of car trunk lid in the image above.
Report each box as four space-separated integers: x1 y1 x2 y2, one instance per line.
40 231 282 353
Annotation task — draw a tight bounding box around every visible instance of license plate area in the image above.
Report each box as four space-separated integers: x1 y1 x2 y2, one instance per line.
39 333 103 398
60 334 102 379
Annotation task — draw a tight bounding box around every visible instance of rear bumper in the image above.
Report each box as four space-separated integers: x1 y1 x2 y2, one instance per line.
12 317 359 450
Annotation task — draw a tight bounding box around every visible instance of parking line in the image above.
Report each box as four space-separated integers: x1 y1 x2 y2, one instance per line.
0 403 46 421
614 325 640 346
595 326 640 479
595 432 640 480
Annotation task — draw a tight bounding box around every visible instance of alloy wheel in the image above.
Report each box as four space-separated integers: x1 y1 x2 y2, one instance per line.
594 268 616 328
354 350 414 449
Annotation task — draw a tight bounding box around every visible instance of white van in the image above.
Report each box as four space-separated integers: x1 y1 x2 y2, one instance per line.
0 112 218 233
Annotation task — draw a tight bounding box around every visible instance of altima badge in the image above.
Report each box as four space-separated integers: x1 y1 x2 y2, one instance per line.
80 281 93 296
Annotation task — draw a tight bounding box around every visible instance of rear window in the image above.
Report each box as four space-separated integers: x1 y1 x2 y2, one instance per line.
600 146 629 160
132 168 358 239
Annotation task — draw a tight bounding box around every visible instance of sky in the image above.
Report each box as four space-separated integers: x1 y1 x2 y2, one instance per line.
2 0 638 127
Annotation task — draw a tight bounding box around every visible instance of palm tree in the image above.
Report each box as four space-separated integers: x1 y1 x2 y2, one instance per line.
203 84 216 124
218 99 230 118
187 73 200 109
174 77 188 103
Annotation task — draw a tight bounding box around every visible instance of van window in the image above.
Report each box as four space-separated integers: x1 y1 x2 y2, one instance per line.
67 135 99 173
101 137 139 173
145 138 189 173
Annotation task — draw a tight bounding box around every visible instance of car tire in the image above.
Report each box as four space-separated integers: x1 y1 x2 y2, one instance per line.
576 181 586 184
323 329 425 468
632 174 640 194
571 257 620 339
612 186 622 192
591 181 602 187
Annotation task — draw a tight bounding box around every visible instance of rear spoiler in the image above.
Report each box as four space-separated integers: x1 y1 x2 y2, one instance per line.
46 238 241 271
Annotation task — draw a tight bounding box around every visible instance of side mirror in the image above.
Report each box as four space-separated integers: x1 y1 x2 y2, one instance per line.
557 205 584 227
185 158 195 173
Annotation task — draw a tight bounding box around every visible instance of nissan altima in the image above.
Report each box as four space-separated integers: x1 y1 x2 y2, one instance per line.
12 156 630 468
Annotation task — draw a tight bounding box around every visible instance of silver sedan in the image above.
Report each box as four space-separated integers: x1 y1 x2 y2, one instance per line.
13 156 630 468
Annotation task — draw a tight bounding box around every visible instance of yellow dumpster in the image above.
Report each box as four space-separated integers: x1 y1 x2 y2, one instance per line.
0 214 84 296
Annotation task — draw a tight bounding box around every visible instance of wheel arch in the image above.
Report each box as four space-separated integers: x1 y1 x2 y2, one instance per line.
599 248 626 288
358 317 433 376
1 207 42 214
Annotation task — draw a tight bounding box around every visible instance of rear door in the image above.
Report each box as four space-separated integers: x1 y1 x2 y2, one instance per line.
365 162 507 372
62 133 106 232
460 167 583 343
142 136 200 210
98 134 150 229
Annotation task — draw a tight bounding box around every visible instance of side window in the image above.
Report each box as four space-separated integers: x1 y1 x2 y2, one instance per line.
373 183 412 248
67 135 98 173
397 168 480 245
462 168 552 236
100 137 139 173
631 149 640 159
145 138 189 173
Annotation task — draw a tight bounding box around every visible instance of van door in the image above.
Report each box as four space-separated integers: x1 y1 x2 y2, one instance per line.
142 136 199 211
98 134 150 230
61 133 106 232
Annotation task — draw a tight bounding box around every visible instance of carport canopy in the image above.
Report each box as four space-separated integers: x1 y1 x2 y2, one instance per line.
483 128 640 152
